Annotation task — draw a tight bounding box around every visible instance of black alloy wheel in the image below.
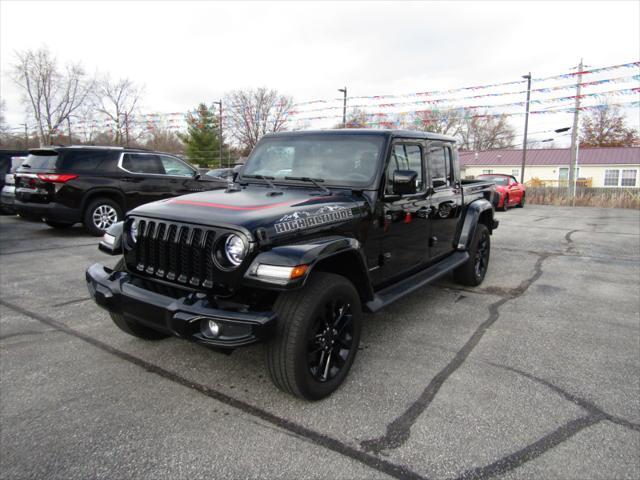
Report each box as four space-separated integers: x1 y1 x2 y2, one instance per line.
266 271 362 400
474 227 490 280
307 298 355 383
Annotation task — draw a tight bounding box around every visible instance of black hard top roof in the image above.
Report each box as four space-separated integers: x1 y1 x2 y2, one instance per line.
263 128 457 143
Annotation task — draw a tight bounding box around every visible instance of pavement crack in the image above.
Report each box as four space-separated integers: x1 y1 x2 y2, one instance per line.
564 229 579 254
491 364 640 433
361 253 552 454
0 329 57 341
451 414 604 480
0 298 428 480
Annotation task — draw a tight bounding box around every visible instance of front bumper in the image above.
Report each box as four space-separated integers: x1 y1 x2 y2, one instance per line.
86 263 277 348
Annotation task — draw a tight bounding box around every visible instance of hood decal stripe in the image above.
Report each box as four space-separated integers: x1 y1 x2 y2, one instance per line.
170 199 292 211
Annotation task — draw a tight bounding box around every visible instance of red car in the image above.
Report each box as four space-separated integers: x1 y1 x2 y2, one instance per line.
477 174 526 211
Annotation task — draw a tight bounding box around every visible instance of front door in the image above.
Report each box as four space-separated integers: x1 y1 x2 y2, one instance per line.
371 141 431 286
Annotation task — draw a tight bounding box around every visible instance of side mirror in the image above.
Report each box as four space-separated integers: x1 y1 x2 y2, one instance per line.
392 169 418 195
193 171 201 180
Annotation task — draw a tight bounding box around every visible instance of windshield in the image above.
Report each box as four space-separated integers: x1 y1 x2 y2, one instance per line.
479 175 509 186
242 135 385 187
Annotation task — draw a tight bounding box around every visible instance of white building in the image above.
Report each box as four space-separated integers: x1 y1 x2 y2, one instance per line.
460 147 640 188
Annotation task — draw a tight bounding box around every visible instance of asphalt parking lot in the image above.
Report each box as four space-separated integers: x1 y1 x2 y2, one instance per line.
1 204 639 480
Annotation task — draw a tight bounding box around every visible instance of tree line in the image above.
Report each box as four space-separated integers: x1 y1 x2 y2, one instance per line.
0 47 636 167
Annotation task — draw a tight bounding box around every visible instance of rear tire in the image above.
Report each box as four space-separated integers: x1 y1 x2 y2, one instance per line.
453 223 491 286
109 259 170 340
83 197 123 236
266 272 362 400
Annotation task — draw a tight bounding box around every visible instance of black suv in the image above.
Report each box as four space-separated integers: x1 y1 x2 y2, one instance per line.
87 130 498 399
14 146 219 235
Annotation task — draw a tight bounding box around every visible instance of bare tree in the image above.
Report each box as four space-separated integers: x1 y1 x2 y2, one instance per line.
580 102 639 147
411 108 464 137
457 110 516 151
224 88 293 151
95 76 144 146
144 128 185 155
12 48 94 145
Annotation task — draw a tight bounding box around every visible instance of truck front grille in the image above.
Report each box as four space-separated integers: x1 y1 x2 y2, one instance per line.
130 219 217 289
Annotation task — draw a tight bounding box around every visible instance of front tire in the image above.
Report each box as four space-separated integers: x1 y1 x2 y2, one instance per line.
109 259 170 340
83 197 122 236
500 194 509 211
453 223 491 286
517 193 525 208
266 272 362 400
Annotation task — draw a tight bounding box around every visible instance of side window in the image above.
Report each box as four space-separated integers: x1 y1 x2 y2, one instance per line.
60 151 117 172
159 155 194 177
428 145 449 188
385 143 423 194
122 154 164 174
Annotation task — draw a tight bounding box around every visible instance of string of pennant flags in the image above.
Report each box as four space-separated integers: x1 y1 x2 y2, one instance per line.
28 60 638 136
61 83 639 131
291 61 640 107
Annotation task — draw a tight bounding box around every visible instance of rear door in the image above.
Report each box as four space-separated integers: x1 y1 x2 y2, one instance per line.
426 142 463 260
119 153 172 209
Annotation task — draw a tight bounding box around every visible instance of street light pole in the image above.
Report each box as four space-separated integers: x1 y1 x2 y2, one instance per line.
520 73 532 184
338 87 347 127
212 100 223 167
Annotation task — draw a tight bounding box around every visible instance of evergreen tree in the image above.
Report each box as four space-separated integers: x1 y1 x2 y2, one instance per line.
179 103 222 167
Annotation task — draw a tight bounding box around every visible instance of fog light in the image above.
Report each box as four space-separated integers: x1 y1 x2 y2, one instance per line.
202 319 221 338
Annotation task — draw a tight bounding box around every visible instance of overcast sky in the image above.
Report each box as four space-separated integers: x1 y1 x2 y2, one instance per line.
1 0 639 145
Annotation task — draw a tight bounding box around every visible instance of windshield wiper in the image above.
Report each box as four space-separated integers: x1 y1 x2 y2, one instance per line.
285 176 331 195
243 174 278 189
20 164 31 168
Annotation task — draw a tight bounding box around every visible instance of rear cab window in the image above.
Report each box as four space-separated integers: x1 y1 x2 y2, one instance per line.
59 150 118 172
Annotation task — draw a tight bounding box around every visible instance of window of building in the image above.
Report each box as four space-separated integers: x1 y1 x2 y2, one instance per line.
604 169 620 187
621 169 637 187
482 169 493 175
512 169 519 177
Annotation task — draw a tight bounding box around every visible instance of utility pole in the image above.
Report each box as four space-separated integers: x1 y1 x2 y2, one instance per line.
212 100 223 167
23 123 28 149
568 58 584 198
520 73 532 184
338 87 347 127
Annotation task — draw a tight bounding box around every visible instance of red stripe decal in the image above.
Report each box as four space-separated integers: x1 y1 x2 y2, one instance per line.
170 199 291 211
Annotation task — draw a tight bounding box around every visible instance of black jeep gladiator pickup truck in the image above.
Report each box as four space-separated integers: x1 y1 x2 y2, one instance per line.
86 129 498 400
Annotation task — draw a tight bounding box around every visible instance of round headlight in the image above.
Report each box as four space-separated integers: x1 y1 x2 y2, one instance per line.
224 234 247 266
129 220 138 244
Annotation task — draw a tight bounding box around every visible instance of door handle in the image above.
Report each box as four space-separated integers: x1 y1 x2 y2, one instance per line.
121 177 134 182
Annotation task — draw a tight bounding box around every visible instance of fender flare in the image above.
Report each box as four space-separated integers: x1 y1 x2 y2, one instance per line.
243 235 374 301
98 221 124 255
81 188 127 214
456 198 496 250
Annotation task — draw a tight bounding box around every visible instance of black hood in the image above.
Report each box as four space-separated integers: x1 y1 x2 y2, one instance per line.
129 185 368 240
